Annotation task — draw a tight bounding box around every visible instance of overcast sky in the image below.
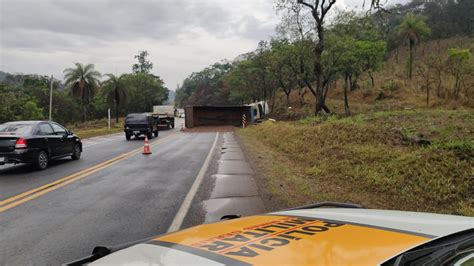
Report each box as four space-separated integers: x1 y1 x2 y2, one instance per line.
0 0 407 89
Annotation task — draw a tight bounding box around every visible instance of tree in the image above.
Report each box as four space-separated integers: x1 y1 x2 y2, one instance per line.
417 61 434 106
269 39 296 107
63 63 101 122
225 60 260 104
396 13 431 79
123 73 168 112
176 61 232 107
101 74 128 123
132 50 153 74
22 101 44 120
446 48 472 99
276 0 314 107
297 0 338 114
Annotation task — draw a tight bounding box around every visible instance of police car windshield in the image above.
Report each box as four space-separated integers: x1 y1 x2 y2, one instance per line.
0 123 34 136
387 229 474 266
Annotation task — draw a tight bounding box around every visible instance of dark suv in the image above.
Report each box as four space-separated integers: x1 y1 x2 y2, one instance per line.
124 113 158 140
0 121 82 170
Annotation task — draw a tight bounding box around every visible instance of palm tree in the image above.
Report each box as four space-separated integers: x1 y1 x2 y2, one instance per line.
63 63 101 122
396 13 431 79
101 74 128 123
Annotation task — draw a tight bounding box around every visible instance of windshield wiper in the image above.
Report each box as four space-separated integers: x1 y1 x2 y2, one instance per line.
391 229 474 266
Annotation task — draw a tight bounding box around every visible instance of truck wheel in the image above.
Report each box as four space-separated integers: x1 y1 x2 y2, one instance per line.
171 123 175 129
35 150 49 170
125 134 131 140
154 130 159 137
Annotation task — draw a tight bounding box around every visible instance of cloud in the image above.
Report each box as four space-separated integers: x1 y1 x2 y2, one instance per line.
0 0 277 88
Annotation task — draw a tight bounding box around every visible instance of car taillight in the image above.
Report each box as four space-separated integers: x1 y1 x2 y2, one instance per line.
15 138 27 149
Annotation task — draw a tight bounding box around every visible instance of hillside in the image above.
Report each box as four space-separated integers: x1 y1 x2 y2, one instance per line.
0 71 7 82
270 37 474 121
238 108 473 216
237 37 473 216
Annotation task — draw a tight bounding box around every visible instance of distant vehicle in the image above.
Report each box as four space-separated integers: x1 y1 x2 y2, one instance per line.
68 202 474 265
124 113 158 140
0 121 82 170
152 105 176 129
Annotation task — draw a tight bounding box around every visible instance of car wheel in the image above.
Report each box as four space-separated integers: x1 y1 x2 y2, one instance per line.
171 123 175 129
35 151 49 170
147 132 153 139
125 134 131 140
71 144 81 160
154 130 159 137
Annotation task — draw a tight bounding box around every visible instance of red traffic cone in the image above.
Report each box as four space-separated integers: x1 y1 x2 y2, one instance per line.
143 136 152 155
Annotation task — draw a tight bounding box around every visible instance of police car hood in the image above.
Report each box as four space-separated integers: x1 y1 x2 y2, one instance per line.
91 208 474 265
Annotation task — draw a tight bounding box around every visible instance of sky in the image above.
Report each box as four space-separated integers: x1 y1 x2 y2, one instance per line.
0 0 407 90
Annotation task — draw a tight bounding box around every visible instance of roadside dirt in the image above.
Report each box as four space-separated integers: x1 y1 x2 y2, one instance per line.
182 126 236 132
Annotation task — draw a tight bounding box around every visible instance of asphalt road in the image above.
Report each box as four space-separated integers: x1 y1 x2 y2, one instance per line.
0 119 220 265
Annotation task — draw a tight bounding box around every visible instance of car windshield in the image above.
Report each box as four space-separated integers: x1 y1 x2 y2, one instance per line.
126 114 147 122
0 124 34 136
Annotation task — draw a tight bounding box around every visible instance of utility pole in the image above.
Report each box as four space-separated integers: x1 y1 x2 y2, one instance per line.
49 75 53 121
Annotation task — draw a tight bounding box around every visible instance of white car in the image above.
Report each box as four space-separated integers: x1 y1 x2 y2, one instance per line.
68 202 474 265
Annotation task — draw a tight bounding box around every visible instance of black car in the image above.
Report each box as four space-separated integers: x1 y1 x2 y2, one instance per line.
0 121 82 170
124 113 159 140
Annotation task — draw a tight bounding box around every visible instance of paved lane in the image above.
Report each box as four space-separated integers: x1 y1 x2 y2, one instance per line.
0 119 183 200
0 123 221 265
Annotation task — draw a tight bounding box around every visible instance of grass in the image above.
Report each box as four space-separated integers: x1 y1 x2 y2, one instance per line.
237 108 473 216
67 118 124 139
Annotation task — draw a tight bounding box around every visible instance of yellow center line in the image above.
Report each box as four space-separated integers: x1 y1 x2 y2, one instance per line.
0 132 180 213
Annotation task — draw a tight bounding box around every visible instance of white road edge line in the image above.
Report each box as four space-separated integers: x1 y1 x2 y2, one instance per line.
167 132 219 233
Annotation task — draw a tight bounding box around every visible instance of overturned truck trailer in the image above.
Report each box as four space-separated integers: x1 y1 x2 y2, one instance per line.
184 106 251 128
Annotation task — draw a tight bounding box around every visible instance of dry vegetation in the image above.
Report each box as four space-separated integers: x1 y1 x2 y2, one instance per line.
68 118 124 139
238 38 473 216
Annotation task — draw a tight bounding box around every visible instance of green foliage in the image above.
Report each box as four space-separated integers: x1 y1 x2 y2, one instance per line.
101 74 129 123
22 101 44 120
396 13 431 45
132 50 153 74
0 75 82 124
63 63 102 122
445 48 473 98
396 12 431 79
175 61 232 107
122 73 168 112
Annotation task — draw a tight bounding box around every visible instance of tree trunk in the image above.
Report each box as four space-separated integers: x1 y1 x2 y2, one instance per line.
115 89 120 124
426 85 430 106
454 76 460 99
271 90 276 112
349 75 353 91
436 70 442 98
115 102 119 124
82 101 86 123
299 88 306 107
369 72 375 88
285 92 290 107
313 23 329 115
344 75 351 116
409 39 414 79
395 47 399 64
